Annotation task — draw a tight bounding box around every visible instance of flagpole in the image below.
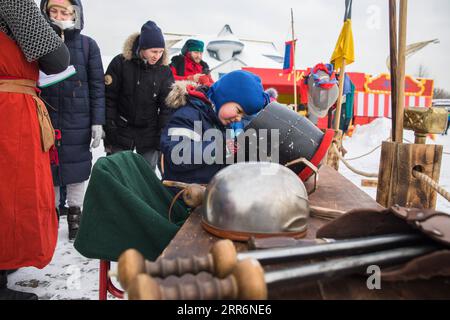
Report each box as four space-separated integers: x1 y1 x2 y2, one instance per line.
396 0 408 143
291 8 298 112
334 59 346 130
333 0 353 131
389 0 398 142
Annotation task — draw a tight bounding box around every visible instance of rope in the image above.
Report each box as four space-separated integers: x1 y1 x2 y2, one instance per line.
412 170 450 202
334 135 450 196
342 137 449 159
332 143 379 178
341 135 391 161
343 144 382 161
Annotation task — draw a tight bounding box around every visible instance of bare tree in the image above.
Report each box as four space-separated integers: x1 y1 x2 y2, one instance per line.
433 87 450 99
413 64 449 99
416 64 429 78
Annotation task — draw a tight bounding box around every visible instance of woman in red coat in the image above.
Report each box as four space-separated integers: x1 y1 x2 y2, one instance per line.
0 0 69 300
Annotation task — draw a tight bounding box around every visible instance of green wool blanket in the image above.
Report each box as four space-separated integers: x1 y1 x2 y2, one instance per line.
74 151 189 262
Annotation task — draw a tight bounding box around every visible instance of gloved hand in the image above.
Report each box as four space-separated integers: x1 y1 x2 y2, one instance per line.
187 73 205 83
91 125 103 149
198 74 214 87
104 120 118 149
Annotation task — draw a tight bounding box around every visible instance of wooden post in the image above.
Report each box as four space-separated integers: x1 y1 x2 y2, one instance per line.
333 59 346 131
291 8 298 112
376 141 442 209
389 0 398 142
396 0 408 143
377 0 446 209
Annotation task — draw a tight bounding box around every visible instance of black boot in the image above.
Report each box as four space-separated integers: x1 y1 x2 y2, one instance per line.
59 206 69 217
68 206 82 241
56 208 60 224
0 271 38 300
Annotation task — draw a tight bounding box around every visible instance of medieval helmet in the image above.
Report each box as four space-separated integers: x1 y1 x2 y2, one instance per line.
307 63 339 118
202 162 310 241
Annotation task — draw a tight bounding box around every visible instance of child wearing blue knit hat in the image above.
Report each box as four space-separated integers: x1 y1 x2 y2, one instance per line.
208 70 270 125
161 70 270 186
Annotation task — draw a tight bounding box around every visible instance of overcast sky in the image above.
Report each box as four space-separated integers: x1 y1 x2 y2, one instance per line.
36 0 450 90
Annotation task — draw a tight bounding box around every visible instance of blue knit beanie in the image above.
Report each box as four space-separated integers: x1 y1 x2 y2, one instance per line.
207 70 270 116
139 21 165 50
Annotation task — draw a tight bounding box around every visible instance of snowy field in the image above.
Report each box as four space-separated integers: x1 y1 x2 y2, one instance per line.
7 118 450 300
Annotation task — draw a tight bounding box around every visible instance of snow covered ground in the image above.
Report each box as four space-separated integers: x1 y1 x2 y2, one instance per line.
7 118 450 300
7 146 116 300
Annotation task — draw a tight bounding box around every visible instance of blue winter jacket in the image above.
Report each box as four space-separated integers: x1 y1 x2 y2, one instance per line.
161 84 227 185
40 0 105 186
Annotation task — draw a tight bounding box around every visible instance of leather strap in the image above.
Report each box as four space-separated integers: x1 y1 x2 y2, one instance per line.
168 189 185 223
201 219 308 242
0 79 55 152
0 79 37 96
391 206 446 222
391 205 450 246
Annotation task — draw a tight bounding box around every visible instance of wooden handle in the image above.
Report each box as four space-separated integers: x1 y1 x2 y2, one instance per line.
209 239 238 278
162 181 206 208
182 184 206 208
117 249 213 289
127 273 238 300
117 249 146 291
145 255 214 278
162 180 190 189
117 240 238 290
127 259 267 300
144 240 238 278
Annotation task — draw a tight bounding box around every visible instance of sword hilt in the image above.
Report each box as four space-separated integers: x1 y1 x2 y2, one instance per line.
127 259 267 300
117 240 238 290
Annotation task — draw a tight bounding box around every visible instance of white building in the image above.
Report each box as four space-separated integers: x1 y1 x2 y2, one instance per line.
164 25 283 80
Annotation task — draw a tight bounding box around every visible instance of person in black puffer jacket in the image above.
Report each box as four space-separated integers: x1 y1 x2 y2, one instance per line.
104 20 174 170
39 0 105 241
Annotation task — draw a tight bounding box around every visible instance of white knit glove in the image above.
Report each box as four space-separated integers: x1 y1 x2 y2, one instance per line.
91 125 103 149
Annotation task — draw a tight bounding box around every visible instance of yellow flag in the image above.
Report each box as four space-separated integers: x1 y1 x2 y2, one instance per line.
330 19 355 70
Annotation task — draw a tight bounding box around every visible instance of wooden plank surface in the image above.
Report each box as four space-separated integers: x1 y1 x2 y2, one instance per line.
160 165 450 299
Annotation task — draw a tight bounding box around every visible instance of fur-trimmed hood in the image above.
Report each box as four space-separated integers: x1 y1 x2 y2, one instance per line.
122 32 169 65
165 81 209 109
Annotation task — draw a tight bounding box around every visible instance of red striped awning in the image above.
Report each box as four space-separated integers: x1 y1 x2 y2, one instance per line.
353 93 432 118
